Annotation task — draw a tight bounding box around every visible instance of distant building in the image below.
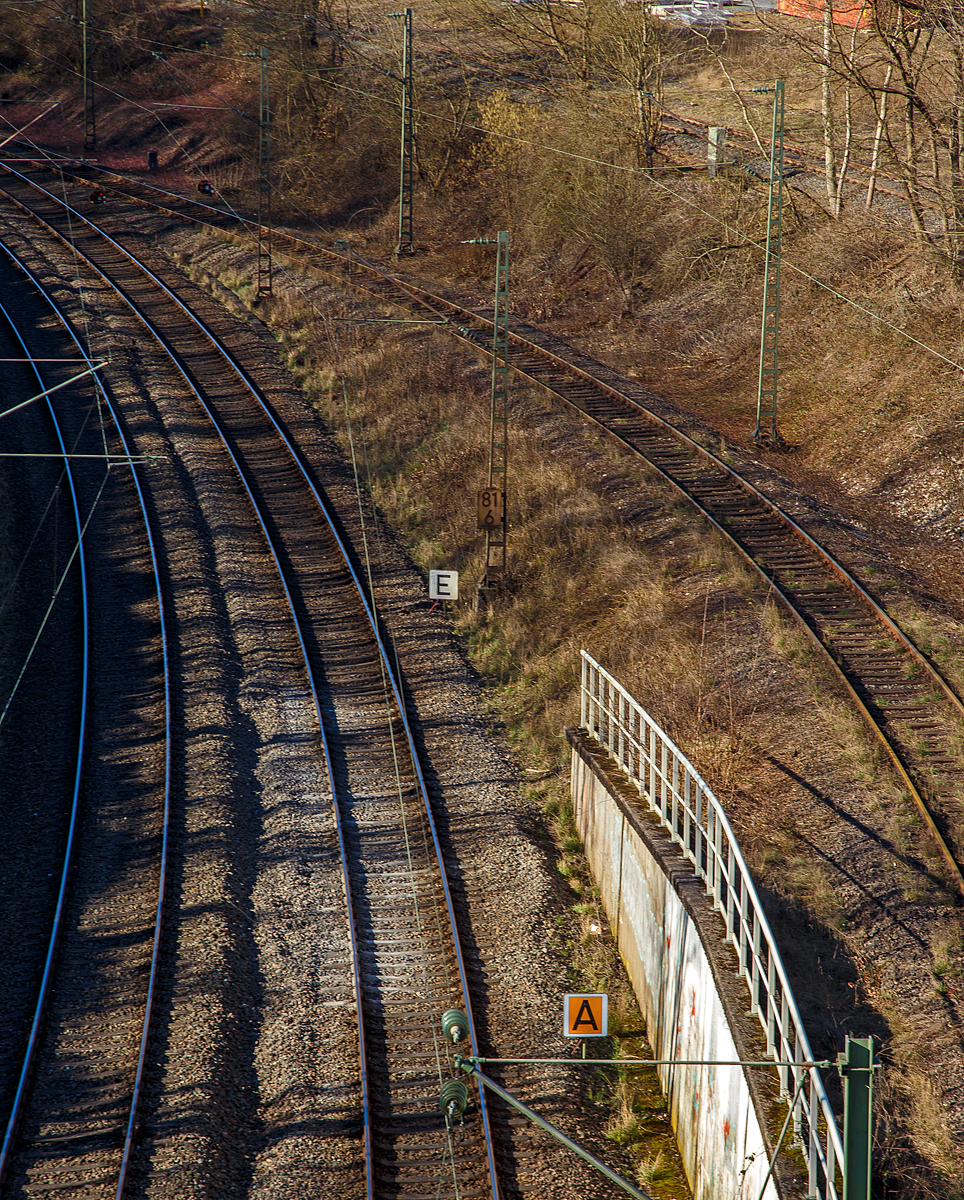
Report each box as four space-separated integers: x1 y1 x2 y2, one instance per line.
777 0 872 26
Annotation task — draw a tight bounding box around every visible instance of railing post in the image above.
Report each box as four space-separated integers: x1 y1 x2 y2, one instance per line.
580 651 588 729
712 809 724 910
660 738 669 821
683 770 692 863
725 841 737 948
793 1042 804 1147
807 1068 818 1194
736 868 748 972
750 911 762 1015
766 952 777 1058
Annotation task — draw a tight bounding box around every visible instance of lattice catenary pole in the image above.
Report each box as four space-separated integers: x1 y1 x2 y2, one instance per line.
81 0 96 152
753 79 785 444
256 48 272 297
485 231 510 589
391 8 414 256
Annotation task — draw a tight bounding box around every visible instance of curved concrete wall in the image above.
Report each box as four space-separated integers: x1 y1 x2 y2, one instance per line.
569 728 790 1200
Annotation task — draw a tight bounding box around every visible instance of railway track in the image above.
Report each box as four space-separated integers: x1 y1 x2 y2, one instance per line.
0 170 509 1198
19 156 963 896
3 146 963 1189
0 258 170 1198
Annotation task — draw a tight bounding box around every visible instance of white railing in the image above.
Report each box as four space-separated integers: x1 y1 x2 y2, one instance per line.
580 651 844 1200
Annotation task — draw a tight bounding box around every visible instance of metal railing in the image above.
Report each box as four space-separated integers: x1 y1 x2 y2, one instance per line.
580 651 844 1200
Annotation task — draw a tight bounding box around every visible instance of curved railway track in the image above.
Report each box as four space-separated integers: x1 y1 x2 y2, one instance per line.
0 260 170 1198
41 161 963 895
3 147 962 1190
0 171 506 1198
8 155 962 899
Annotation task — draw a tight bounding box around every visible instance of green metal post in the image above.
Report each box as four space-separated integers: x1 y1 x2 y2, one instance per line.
393 8 414 256
753 79 784 444
461 232 510 603
837 1037 875 1200
256 47 272 298
485 230 509 590
81 0 96 152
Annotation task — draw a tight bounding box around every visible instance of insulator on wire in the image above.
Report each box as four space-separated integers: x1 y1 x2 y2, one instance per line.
439 1077 469 1117
441 1008 468 1045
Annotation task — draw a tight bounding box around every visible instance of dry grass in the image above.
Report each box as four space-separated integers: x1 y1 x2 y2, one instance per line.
8 0 964 1185
161 11 964 1171
168 204 964 1189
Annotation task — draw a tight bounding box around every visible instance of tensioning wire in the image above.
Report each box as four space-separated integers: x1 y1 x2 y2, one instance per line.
0 40 261 236
0 255 105 621
0 84 106 365
1 84 263 255
0 468 108 731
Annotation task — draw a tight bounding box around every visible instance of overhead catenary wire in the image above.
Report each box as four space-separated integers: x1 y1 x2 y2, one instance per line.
327 314 460 1098
5 14 960 381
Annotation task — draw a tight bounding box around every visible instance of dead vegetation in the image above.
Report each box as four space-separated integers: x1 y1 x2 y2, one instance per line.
172 224 964 1195
7 0 964 1191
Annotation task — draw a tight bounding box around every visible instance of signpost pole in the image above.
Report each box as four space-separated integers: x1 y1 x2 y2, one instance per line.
256 47 272 299
81 0 96 152
393 7 414 256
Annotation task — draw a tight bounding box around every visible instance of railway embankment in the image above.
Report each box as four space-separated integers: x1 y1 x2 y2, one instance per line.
160 220 964 1196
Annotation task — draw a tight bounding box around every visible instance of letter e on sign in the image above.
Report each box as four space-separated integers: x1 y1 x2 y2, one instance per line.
563 993 608 1038
429 570 459 601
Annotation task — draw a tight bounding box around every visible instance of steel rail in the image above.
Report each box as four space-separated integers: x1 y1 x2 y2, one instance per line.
0 172 499 1197
0 182 377 1196
0 251 174 1199
11 159 962 894
10 158 961 896
486 349 964 894
0 242 174 1198
230 230 964 892
261 239 964 896
0 278 91 1186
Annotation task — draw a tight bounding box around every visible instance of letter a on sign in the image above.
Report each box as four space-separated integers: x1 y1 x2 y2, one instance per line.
563 993 608 1038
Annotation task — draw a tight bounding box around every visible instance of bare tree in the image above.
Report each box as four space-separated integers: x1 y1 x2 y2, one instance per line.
595 4 681 169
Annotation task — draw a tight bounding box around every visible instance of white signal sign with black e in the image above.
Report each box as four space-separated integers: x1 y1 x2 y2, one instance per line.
477 487 504 532
429 570 459 601
563 993 608 1038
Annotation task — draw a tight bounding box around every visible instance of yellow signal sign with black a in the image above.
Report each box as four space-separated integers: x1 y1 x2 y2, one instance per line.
563 993 608 1038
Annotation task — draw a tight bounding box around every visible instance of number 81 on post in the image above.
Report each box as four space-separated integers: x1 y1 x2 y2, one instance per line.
477 487 503 532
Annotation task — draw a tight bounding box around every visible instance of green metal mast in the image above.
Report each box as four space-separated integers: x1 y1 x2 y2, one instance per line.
753 79 785 444
463 231 510 603
393 8 414 255
81 0 96 152
838 1037 876 1200
256 47 272 298
485 230 510 592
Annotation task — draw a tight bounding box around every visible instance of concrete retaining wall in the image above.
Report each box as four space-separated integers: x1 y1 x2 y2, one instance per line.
568 728 794 1200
